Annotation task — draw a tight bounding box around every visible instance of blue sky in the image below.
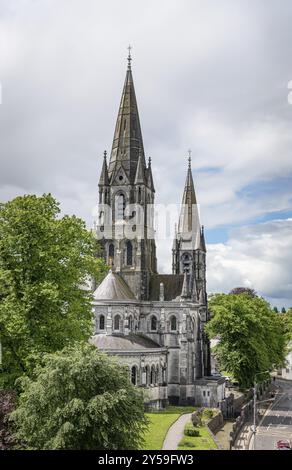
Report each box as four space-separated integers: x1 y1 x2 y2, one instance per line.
0 0 292 308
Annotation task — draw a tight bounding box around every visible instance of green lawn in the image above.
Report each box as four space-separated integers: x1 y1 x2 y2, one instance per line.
141 406 196 450
178 426 217 450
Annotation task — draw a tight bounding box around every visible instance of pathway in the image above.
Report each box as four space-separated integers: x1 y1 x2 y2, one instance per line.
162 413 192 450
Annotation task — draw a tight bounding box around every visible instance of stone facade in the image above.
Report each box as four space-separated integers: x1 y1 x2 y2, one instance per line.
92 54 225 408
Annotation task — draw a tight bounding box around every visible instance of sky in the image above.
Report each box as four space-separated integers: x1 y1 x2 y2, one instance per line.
0 0 292 308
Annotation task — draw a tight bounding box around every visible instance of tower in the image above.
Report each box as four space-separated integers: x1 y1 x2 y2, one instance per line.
96 50 157 300
172 154 207 304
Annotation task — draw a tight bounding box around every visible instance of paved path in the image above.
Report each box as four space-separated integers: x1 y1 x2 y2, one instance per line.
162 413 192 450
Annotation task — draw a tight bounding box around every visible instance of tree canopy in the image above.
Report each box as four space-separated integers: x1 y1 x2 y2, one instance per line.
206 293 286 387
0 194 107 386
10 343 147 450
229 287 257 298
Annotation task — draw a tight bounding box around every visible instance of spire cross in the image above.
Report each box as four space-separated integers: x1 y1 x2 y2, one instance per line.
148 156 152 166
187 149 192 168
103 150 107 159
127 44 132 69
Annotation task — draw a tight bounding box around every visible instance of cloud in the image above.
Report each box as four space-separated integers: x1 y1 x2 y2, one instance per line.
0 0 292 304
207 218 292 308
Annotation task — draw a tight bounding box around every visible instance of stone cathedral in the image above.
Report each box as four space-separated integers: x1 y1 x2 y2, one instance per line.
91 54 225 408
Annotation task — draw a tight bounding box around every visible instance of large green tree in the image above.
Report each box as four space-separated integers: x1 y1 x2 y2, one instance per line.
206 293 286 387
10 343 147 450
0 194 107 386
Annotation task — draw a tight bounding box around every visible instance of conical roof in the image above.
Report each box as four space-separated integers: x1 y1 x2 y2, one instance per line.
93 270 136 301
108 57 146 183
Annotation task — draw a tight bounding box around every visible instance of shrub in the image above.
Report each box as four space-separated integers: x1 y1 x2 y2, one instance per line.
184 422 200 437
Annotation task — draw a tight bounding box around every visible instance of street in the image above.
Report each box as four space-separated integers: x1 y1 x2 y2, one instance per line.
252 379 292 450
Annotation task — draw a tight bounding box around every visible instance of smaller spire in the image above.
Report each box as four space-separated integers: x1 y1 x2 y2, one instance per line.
147 157 155 192
127 44 132 70
98 150 109 186
134 149 145 185
192 275 198 302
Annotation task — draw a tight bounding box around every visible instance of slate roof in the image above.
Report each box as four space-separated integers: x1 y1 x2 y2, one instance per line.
90 333 161 351
93 270 136 301
149 274 184 301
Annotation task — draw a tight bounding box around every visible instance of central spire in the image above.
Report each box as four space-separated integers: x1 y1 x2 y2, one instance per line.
108 49 146 184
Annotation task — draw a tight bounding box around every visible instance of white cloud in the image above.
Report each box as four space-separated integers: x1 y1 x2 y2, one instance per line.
207 218 292 308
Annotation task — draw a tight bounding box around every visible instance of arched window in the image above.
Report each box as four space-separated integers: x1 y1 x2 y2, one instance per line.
108 243 114 266
138 187 141 203
99 315 105 330
150 315 157 331
150 365 155 385
108 243 114 257
114 315 121 331
146 365 150 386
170 315 177 331
131 366 137 385
182 253 191 274
128 315 133 331
116 193 125 220
126 240 133 265
155 365 159 385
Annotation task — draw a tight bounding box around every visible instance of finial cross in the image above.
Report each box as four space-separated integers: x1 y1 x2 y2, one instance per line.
187 149 192 168
127 44 132 68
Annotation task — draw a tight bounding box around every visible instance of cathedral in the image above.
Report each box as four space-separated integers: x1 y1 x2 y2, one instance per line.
91 52 225 409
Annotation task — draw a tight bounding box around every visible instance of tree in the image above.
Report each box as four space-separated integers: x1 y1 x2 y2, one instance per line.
280 309 292 342
0 194 107 386
10 343 147 450
229 287 257 298
281 307 287 314
206 293 286 388
273 307 279 313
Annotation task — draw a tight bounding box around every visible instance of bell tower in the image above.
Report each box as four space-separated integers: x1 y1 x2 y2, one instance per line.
96 50 157 299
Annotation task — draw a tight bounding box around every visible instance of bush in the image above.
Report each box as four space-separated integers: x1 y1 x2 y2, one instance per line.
184 422 200 437
202 408 215 421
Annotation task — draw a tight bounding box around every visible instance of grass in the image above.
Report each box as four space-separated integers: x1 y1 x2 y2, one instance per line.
178 425 217 450
140 406 196 450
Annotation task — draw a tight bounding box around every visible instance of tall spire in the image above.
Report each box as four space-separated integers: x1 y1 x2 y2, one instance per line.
98 150 109 186
108 48 146 184
178 152 200 239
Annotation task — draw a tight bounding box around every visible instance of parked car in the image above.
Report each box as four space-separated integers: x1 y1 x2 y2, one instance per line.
275 440 291 450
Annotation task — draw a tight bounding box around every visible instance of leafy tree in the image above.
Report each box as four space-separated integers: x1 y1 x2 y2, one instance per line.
10 343 147 450
206 293 285 387
280 309 292 342
229 287 257 298
0 194 107 386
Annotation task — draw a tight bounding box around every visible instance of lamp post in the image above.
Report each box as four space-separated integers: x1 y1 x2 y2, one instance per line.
253 370 269 450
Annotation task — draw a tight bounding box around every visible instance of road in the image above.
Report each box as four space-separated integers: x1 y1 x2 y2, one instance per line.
252 379 292 450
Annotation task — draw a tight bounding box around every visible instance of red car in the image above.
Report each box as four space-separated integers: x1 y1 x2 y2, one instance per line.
276 440 291 450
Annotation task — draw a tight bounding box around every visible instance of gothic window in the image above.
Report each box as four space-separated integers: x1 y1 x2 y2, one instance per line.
146 365 150 386
150 315 157 331
108 243 114 266
131 366 137 385
150 365 155 385
126 240 133 265
182 253 191 274
138 186 141 203
170 315 177 331
114 315 121 331
115 193 125 220
128 315 133 331
155 365 159 385
99 315 105 330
